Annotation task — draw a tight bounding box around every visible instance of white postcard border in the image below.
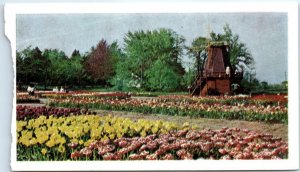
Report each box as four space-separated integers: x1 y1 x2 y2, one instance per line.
5 2 299 171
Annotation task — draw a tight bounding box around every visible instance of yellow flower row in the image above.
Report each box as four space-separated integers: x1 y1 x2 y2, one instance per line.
17 114 193 149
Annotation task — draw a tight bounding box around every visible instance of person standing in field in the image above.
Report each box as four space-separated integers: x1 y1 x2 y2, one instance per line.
226 66 231 77
60 86 64 93
27 85 35 95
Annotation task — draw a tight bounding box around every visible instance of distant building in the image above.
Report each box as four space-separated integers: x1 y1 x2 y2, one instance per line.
189 42 243 96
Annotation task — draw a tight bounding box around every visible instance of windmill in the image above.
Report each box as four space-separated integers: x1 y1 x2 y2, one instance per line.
189 40 243 96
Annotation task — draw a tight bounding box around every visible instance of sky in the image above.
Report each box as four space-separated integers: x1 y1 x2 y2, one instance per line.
16 13 287 84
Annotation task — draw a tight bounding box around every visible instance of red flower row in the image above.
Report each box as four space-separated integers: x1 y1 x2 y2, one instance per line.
70 127 288 160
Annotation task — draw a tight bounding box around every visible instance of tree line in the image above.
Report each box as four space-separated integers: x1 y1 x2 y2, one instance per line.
17 25 257 92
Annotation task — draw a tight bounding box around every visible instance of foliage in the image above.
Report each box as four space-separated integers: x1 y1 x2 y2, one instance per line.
146 58 180 91
112 28 185 91
182 68 196 88
68 49 85 86
187 24 255 92
16 40 123 90
84 40 114 85
17 46 50 87
187 37 208 74
16 26 259 93
241 71 288 94
43 48 82 86
210 24 254 71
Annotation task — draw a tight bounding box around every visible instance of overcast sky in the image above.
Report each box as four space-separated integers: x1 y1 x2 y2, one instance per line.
16 13 287 84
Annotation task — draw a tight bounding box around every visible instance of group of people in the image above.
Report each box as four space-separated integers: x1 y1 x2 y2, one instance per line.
225 66 244 78
53 86 66 93
27 85 68 95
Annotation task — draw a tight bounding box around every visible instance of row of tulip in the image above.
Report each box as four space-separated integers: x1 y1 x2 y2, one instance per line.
40 92 130 99
16 113 288 160
17 91 130 104
16 105 96 120
71 128 287 160
158 94 287 107
48 96 287 123
17 114 188 160
17 91 287 107
16 95 40 104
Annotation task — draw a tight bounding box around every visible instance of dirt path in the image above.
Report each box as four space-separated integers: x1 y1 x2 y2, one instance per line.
95 109 288 141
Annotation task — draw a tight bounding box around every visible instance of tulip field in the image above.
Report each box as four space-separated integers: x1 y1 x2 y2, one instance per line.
47 93 287 123
16 91 288 161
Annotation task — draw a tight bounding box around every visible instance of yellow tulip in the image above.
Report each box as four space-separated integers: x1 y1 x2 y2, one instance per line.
79 139 84 145
57 144 66 153
41 148 47 155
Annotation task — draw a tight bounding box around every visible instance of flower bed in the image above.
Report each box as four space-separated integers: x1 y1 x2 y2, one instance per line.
16 94 40 103
72 128 287 160
251 94 288 105
48 96 288 123
159 94 287 107
16 105 96 120
16 114 288 160
17 114 186 161
40 91 130 99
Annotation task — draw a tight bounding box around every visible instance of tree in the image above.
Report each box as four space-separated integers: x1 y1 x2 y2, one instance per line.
43 49 68 86
210 24 254 71
260 81 269 90
188 24 254 75
67 49 84 86
187 24 255 93
146 57 180 91
240 70 258 93
113 28 185 91
182 68 196 89
108 41 123 76
187 37 209 74
84 39 115 85
16 51 25 89
71 49 80 58
17 46 50 88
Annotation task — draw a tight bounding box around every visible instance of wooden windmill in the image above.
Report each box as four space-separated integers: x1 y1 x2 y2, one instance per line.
189 41 243 96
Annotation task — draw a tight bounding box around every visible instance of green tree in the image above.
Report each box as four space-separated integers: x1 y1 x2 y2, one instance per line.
240 70 258 93
182 68 196 89
187 37 209 74
43 49 68 86
108 41 123 77
17 46 50 88
210 24 254 71
16 51 25 89
146 57 180 91
113 28 185 91
67 49 84 86
260 81 269 90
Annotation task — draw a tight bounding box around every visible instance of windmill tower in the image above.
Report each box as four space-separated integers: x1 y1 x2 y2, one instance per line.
189 41 243 96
